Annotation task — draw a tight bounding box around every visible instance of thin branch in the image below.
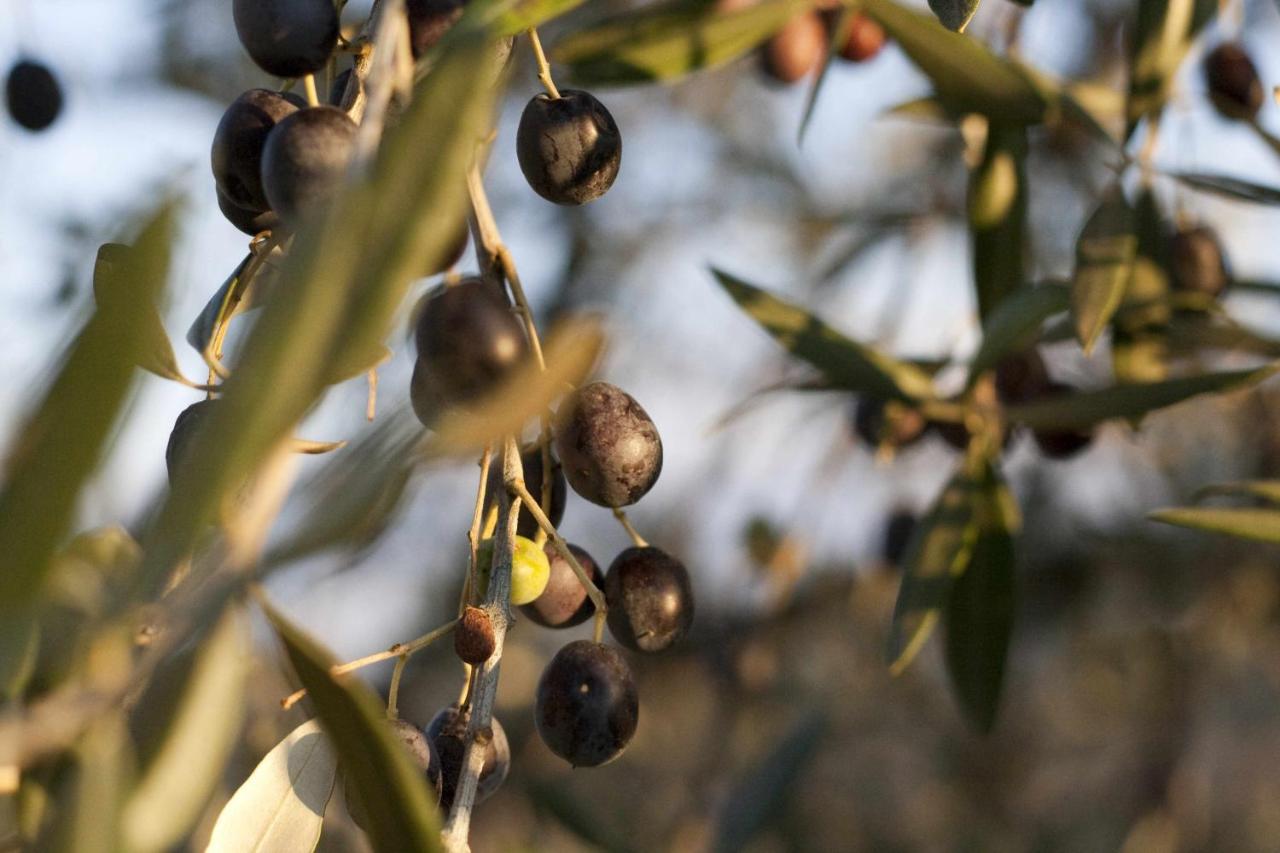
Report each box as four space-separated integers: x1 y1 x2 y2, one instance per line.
612 508 649 548
526 28 561 100
508 478 607 613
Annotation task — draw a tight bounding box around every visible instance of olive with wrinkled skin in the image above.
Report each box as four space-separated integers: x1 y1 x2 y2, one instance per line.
260 106 358 229
345 718 439 829
554 382 662 508
5 59 62 131
605 546 694 654
516 89 621 205
426 704 510 811
414 278 529 404
212 89 305 212
535 640 639 767
520 543 604 629
233 0 338 78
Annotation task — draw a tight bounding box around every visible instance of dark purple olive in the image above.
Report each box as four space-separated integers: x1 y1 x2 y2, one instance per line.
521 543 603 629
212 89 305 212
426 704 510 811
1170 226 1230 299
516 89 621 205
5 59 62 131
554 382 662 508
260 106 357 229
216 188 279 236
994 349 1051 404
413 278 528 404
166 399 219 486
407 0 465 58
535 640 639 767
485 444 567 539
1204 42 1263 121
233 0 339 78
604 546 694 654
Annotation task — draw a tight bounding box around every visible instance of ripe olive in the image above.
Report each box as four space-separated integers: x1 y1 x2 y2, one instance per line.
212 89 305 212
413 278 529 403
233 0 339 78
761 13 824 84
260 106 358 229
516 89 621 205
520 543 604 629
485 444 567 539
535 640 639 767
345 718 439 829
426 704 510 811
475 536 552 606
1031 383 1093 460
165 399 218 486
409 358 444 428
1204 42 1263 121
994 349 1051 404
604 546 694 654
407 0 465 58
5 59 62 131
554 382 663 508
217 187 279 236
1170 226 1230 299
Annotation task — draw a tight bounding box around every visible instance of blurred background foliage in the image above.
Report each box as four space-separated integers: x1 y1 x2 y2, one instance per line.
5 0 1280 850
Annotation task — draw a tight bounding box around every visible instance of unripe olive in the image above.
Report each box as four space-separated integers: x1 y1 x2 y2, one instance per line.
216 188 279 236
426 705 510 811
761 13 824 84
1204 42 1263 121
554 382 663 508
345 718 439 830
484 444 567 539
604 546 694 654
407 0 465 58
516 89 621 205
476 536 552 605
520 543 604 629
535 640 639 767
5 59 62 132
1170 226 1230 299
212 89 305 212
413 278 528 403
260 106 358 229
233 0 339 78
165 399 218 486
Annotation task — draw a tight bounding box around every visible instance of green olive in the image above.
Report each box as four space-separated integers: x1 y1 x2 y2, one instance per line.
475 536 551 606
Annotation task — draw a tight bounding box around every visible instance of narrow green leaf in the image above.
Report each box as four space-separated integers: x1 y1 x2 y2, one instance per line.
0 205 172 614
1126 0 1216 140
206 719 337 853
468 0 591 34
1149 507 1280 543
1005 364 1277 430
1070 187 1136 353
1193 481 1280 504
928 0 980 32
261 601 443 853
1170 172 1280 206
887 455 984 672
944 462 1018 733
122 608 249 853
711 268 934 402
552 0 809 86
798 8 849 143
969 123 1029 321
966 283 1069 390
861 0 1046 123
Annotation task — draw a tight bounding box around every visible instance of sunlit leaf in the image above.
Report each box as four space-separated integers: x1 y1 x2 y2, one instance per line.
552 0 809 86
261 601 443 853
1148 507 1280 543
928 0 980 32
969 123 1029 321
1170 172 1280 206
469 0 591 35
712 268 935 402
966 283 1069 390
1071 186 1136 354
1004 364 1277 430
206 719 337 853
123 608 248 853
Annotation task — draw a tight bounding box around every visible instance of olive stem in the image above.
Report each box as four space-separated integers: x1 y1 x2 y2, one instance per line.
534 435 552 548
279 618 458 710
612 508 649 548
386 653 407 719
507 477 608 614
365 368 378 421
302 73 321 107
526 28 561 100
462 445 494 617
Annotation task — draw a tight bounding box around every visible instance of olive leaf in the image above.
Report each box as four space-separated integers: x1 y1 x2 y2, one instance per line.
861 0 1046 124
969 123 1029 321
965 282 1069 390
1192 480 1280 504
1004 363 1277 431
261 600 444 853
944 462 1018 733
206 719 337 853
928 0 981 32
1148 507 1280 543
711 268 935 403
552 0 810 86
467 0 590 35
1126 0 1216 141
1170 172 1280 206
37 713 133 853
798 7 851 143
1070 186 1136 354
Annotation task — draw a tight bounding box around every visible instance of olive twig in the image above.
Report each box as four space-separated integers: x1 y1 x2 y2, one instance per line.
302 72 321 106
386 653 408 719
526 27 561 100
461 444 494 616
612 508 649 548
507 478 607 615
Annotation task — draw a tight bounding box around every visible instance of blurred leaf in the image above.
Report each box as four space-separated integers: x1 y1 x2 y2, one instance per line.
39 713 132 853
1071 186 1136 353
928 0 980 32
798 8 850 143
1193 481 1280 504
966 283 1069 390
1166 315 1280 357
0 205 171 616
138 34 495 597
0 615 38 701
1005 364 1277 430
887 455 984 673
1112 330 1168 384
552 0 809 86
1170 172 1280 206
1126 0 1216 140
261 600 443 853
327 343 393 387
969 123 1029 321
712 268 935 402
1149 507 1280 543
862 0 1046 123
122 607 248 853
468 0 591 34
882 95 959 123
712 710 827 853
944 461 1018 733
206 719 337 853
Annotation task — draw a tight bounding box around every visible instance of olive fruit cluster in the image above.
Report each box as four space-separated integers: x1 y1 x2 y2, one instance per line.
5 58 63 132
761 10 887 85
